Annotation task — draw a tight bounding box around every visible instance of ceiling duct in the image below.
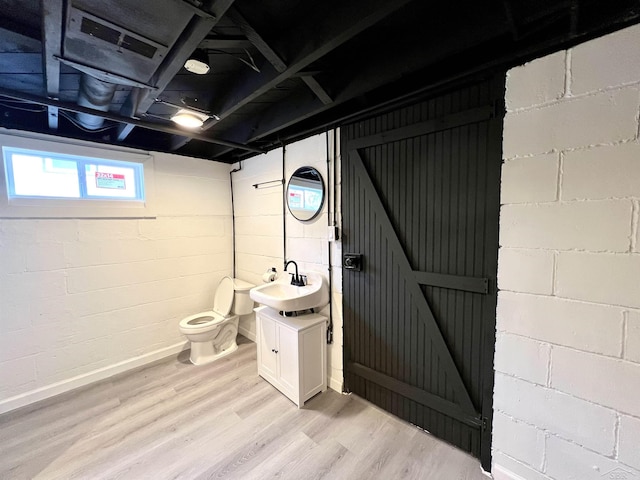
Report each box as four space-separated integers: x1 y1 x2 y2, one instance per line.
63 1 193 129
64 5 172 84
75 74 117 130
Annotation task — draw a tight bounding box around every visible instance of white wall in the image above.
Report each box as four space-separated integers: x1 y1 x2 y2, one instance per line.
494 25 640 480
0 132 233 414
232 132 343 392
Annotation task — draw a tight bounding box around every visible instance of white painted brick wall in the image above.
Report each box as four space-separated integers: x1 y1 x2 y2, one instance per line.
492 452 554 480
570 26 640 94
556 252 640 308
545 435 638 480
503 87 639 158
501 154 559 204
494 333 550 385
635 203 640 253
0 357 36 399
505 51 566 111
492 411 546 469
500 201 632 251
497 292 624 357
619 414 640 470
626 310 640 364
495 22 640 480
232 132 343 391
498 248 555 294
494 373 616 455
0 135 233 413
551 347 640 418
562 143 640 200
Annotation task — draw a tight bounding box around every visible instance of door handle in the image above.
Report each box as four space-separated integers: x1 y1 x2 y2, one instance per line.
343 253 363 271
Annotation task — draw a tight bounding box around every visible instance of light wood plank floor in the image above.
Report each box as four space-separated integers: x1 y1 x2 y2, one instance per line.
0 337 489 480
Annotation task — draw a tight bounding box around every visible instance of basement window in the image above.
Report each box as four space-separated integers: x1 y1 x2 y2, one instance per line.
0 133 154 218
4 148 144 201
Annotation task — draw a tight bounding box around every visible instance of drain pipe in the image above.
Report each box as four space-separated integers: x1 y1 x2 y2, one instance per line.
230 162 242 277
332 128 338 231
76 74 117 130
282 143 287 268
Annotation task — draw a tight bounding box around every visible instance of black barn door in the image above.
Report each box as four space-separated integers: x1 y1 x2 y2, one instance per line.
341 75 504 469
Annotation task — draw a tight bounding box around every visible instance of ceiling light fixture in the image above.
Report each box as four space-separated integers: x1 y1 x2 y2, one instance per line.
170 109 209 128
184 48 210 74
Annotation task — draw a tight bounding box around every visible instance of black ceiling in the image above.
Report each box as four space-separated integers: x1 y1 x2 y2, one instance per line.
0 0 639 163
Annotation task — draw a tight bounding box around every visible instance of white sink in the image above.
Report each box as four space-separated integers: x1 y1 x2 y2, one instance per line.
250 271 329 312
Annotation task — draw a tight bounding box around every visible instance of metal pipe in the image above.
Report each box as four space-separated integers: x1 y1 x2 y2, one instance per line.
325 130 333 345
76 75 117 130
0 86 264 153
230 162 242 278
282 143 287 266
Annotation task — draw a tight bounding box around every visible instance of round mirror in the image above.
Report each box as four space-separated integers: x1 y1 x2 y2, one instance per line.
286 166 325 221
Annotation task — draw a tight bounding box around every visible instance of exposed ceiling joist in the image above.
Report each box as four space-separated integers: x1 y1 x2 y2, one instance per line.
116 0 237 141
199 36 252 49
301 76 333 105
41 0 63 130
0 86 263 153
0 26 41 53
226 7 287 73
1 0 639 163
208 0 414 124
225 7 333 106
174 5 334 152
502 0 519 40
211 14 513 159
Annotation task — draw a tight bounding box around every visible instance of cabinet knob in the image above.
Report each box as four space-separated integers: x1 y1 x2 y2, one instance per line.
274 350 278 354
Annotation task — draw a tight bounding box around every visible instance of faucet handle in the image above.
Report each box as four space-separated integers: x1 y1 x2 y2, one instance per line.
289 272 306 286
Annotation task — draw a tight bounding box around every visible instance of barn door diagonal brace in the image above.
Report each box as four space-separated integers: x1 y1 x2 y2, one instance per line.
349 149 477 415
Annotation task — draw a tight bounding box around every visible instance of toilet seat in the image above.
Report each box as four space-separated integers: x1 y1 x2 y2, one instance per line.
178 277 236 334
179 311 227 334
212 276 234 316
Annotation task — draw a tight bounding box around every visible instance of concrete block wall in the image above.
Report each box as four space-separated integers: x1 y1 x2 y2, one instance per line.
232 132 343 392
284 132 343 393
494 24 640 480
0 138 233 414
232 147 284 341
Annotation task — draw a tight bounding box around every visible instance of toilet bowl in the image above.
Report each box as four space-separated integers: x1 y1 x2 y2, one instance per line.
179 277 254 365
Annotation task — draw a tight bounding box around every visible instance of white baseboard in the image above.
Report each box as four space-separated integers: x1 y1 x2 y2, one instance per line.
328 375 343 393
238 325 256 342
0 342 189 415
492 464 526 480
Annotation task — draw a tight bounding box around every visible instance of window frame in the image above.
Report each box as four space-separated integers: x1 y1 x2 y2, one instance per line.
0 132 155 218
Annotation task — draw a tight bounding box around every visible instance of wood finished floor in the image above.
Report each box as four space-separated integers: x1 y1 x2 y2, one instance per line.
0 337 488 480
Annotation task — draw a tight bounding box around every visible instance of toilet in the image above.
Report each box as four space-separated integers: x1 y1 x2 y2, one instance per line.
179 277 254 365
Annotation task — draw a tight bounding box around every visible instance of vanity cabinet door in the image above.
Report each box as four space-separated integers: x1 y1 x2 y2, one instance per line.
276 324 298 396
257 313 278 381
255 306 327 407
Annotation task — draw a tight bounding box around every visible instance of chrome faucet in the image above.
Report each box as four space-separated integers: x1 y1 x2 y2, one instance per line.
284 260 306 286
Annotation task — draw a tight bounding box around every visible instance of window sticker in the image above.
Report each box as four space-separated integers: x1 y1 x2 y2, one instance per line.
95 172 126 189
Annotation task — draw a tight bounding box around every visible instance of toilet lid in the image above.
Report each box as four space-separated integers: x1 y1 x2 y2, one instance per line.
213 276 234 316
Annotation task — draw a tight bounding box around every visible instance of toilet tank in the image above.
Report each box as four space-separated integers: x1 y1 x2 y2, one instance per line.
232 278 255 315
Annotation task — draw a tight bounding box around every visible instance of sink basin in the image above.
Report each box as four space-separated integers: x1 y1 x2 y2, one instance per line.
250 271 329 312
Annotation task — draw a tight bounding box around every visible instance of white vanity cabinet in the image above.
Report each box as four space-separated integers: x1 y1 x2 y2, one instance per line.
255 306 327 407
